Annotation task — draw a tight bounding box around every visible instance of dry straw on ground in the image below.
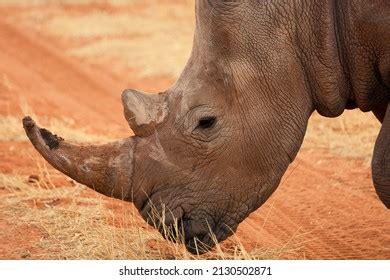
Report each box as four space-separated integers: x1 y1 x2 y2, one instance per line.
0 171 303 259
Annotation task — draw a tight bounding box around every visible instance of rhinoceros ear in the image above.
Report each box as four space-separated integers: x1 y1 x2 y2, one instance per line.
121 89 168 137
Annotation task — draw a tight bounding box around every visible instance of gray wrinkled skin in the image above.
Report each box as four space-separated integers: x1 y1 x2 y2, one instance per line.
23 0 389 253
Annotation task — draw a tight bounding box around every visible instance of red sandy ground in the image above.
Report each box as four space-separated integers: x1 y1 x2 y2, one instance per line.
0 1 389 259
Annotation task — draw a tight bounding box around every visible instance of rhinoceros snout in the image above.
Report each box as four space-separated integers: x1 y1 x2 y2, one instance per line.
139 198 232 254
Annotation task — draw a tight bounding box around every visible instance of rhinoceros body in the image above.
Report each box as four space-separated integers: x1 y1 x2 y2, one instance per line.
23 0 389 253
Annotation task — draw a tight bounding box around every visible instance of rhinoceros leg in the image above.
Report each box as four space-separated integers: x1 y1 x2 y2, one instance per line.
372 103 390 208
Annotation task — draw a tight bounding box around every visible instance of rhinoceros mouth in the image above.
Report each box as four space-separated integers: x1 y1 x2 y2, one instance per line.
139 198 230 254
182 219 235 254
160 217 217 254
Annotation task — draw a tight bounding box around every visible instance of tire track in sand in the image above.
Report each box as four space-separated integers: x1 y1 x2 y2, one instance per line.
236 150 390 259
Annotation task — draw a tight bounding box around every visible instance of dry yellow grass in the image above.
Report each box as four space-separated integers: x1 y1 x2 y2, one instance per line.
0 171 303 259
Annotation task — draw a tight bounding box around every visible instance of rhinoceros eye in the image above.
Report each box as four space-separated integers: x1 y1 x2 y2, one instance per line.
197 116 216 129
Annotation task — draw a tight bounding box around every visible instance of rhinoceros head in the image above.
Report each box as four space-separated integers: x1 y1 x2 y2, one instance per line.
23 1 314 253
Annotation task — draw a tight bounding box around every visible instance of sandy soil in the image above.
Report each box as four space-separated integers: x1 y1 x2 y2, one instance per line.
0 1 389 259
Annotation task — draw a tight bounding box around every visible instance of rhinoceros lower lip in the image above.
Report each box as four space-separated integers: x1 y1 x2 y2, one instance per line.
185 232 215 254
163 218 214 254
139 200 218 253
176 218 223 254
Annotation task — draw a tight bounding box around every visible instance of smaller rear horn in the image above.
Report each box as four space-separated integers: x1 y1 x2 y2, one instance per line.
122 89 168 137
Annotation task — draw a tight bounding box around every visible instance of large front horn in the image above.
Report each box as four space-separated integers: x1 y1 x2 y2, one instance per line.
22 116 134 200
121 89 168 136
372 103 390 208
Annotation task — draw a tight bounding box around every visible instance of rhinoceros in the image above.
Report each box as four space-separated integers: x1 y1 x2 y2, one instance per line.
23 0 389 253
